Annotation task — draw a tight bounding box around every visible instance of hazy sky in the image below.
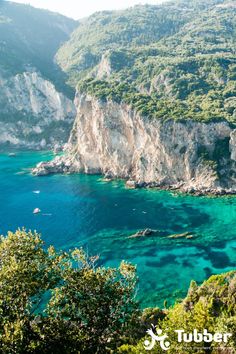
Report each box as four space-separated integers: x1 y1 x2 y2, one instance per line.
8 0 165 19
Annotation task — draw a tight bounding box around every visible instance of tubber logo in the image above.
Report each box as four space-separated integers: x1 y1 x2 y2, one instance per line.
143 326 232 351
144 325 170 351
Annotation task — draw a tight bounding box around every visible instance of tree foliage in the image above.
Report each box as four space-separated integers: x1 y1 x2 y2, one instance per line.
0 230 138 353
119 273 236 353
1 230 236 353
58 0 236 123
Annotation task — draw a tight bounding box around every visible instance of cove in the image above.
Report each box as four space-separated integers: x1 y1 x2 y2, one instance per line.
0 151 236 308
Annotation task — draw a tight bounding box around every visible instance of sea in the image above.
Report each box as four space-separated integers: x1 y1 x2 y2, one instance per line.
0 151 236 308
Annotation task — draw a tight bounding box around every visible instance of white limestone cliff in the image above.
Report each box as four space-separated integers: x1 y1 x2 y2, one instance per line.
0 71 76 149
32 92 236 194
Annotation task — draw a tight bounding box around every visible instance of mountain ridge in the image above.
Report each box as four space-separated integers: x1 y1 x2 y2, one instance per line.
54 0 236 123
0 1 77 150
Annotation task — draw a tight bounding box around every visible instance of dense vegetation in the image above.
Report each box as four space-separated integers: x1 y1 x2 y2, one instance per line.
0 1 77 97
1 230 236 353
2 0 236 121
120 273 236 353
57 0 236 122
56 4 195 77
0 230 138 353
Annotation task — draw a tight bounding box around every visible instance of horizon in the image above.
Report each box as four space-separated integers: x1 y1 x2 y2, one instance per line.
6 0 166 20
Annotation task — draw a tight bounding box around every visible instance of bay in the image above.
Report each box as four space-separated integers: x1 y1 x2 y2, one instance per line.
0 151 236 308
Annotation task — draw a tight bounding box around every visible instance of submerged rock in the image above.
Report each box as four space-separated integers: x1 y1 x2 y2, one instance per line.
102 173 114 182
167 232 194 239
128 228 157 239
103 178 113 182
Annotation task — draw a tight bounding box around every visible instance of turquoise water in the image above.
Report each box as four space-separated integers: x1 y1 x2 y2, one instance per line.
0 151 236 308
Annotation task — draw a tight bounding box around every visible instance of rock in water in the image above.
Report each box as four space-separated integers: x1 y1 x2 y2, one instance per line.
167 232 194 239
128 228 157 239
126 180 138 189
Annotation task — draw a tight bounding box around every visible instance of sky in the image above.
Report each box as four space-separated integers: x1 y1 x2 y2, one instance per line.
8 0 165 20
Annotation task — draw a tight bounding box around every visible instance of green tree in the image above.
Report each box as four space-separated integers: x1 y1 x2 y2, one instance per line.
119 272 236 354
0 229 138 353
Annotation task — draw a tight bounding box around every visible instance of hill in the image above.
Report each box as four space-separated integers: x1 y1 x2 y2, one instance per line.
56 0 236 122
0 1 78 150
0 0 77 96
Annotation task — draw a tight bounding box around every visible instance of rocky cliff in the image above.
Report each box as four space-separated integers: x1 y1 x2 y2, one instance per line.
33 93 236 194
0 71 76 150
0 1 78 150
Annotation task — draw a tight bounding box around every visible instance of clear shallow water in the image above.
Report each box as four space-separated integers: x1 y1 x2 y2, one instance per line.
0 151 236 308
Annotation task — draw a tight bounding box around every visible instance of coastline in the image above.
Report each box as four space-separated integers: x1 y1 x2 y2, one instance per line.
32 156 236 197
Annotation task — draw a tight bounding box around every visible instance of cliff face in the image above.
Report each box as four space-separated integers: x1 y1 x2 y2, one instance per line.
0 71 76 149
33 93 236 193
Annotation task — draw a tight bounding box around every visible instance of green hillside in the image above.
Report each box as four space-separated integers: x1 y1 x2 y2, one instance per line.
0 1 77 96
56 0 236 122
56 4 194 76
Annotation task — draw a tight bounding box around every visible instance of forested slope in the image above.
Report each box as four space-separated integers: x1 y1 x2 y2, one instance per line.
56 0 236 122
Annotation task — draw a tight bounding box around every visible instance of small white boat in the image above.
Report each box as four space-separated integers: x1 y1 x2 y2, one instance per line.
33 191 40 194
33 208 41 214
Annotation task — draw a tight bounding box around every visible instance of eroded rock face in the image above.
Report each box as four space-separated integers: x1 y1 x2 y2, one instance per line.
0 71 76 149
33 92 236 193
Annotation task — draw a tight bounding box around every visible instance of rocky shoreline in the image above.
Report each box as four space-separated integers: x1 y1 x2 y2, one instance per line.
124 179 236 196
32 156 73 176
32 156 236 197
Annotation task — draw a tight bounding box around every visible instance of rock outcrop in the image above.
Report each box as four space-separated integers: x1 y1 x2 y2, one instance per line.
128 229 158 239
0 71 76 150
33 92 236 194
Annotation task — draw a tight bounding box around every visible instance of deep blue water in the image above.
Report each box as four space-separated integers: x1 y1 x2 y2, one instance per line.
1 151 236 308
